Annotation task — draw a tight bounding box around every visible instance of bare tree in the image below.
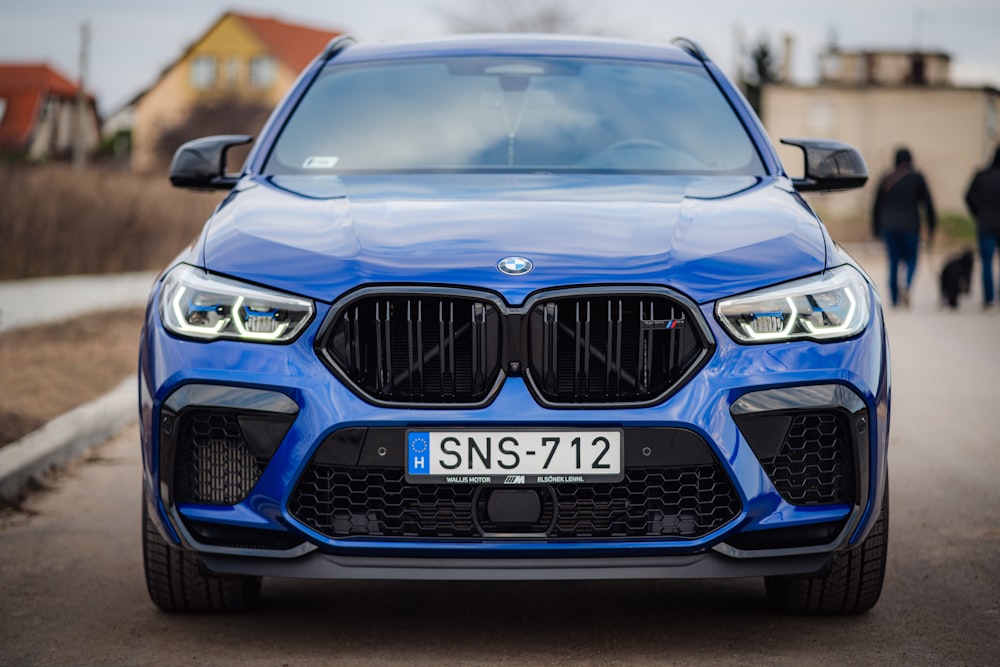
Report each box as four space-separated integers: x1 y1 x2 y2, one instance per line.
155 95 272 170
741 38 777 117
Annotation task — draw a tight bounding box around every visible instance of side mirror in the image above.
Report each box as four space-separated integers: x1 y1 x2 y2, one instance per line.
168 135 254 190
780 138 868 192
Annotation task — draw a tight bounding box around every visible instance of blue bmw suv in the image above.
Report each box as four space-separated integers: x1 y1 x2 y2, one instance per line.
140 34 889 614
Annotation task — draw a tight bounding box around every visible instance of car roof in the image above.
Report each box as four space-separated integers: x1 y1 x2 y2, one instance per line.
330 33 705 67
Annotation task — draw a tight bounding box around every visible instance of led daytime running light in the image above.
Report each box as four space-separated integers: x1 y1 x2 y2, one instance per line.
160 265 313 343
716 265 870 344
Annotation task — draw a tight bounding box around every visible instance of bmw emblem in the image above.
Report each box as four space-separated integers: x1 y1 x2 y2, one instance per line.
498 256 533 276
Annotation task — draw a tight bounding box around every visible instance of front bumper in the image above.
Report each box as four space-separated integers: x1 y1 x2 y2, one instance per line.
139 283 890 578
199 550 834 581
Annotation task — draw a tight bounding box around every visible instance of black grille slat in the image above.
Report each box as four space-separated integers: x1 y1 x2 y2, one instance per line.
607 300 620 397
406 301 420 396
444 301 455 399
472 303 486 394
438 302 448 396
374 300 389 395
542 302 557 394
350 306 360 375
637 300 650 394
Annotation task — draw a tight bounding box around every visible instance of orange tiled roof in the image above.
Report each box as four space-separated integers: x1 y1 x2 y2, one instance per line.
235 13 342 72
0 63 82 151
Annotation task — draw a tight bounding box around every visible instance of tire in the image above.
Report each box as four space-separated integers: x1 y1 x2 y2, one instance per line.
765 477 889 614
142 495 261 612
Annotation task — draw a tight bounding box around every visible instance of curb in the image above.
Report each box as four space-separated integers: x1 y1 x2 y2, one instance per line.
0 376 136 502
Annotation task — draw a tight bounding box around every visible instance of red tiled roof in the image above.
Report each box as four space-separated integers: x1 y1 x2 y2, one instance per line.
234 13 342 73
0 63 83 151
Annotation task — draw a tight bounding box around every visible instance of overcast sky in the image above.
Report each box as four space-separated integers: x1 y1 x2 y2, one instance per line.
2 0 999 115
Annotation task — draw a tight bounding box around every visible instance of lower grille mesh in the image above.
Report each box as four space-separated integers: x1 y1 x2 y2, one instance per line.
289 464 739 540
761 413 855 505
174 412 266 505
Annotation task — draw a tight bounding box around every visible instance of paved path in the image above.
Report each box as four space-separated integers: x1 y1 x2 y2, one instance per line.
0 271 155 499
0 271 157 333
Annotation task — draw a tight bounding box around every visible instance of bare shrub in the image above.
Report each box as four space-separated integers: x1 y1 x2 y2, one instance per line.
154 96 272 171
0 163 222 279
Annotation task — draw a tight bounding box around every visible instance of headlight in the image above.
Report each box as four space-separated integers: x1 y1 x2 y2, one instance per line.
716 265 871 343
160 264 314 342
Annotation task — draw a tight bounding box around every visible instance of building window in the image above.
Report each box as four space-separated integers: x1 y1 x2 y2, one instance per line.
249 56 276 88
190 55 217 90
908 54 927 85
225 56 241 89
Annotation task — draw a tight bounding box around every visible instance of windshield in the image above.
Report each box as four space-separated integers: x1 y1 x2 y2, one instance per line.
264 56 764 175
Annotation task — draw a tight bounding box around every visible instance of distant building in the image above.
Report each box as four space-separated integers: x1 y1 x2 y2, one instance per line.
131 11 342 173
763 48 1000 235
101 89 144 161
0 63 100 160
818 48 952 87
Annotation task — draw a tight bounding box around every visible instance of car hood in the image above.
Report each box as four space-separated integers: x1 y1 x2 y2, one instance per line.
200 174 826 305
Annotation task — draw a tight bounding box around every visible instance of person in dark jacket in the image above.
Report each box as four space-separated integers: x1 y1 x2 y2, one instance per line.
965 146 1000 308
872 147 936 307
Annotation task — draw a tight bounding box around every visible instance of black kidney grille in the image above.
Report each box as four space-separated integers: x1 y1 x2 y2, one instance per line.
321 289 709 406
761 412 855 505
289 464 738 540
324 295 502 404
174 412 266 505
527 295 704 403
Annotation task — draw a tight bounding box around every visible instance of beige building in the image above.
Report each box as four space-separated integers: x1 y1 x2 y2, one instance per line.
131 11 341 173
763 49 999 237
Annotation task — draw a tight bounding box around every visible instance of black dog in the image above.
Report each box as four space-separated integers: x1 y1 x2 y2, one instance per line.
940 249 974 309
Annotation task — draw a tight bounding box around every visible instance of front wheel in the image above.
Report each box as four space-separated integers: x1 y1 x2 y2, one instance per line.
142 494 261 612
765 477 889 614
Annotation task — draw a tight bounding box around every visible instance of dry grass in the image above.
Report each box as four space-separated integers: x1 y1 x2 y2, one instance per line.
0 307 145 445
0 163 214 445
0 163 222 279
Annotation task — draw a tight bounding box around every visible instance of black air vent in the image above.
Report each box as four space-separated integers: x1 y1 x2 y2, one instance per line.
174 412 265 505
763 412 855 505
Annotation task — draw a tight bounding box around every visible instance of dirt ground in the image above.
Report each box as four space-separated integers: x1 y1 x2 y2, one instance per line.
0 307 146 447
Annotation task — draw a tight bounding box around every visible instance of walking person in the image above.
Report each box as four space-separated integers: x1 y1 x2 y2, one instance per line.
872 147 936 307
964 146 1000 309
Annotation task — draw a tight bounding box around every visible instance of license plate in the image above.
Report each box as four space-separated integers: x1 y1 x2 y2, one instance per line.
406 430 623 484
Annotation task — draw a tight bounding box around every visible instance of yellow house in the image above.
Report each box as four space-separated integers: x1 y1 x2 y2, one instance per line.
131 11 341 173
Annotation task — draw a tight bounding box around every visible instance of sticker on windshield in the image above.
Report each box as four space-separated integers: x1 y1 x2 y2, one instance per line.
302 156 339 169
